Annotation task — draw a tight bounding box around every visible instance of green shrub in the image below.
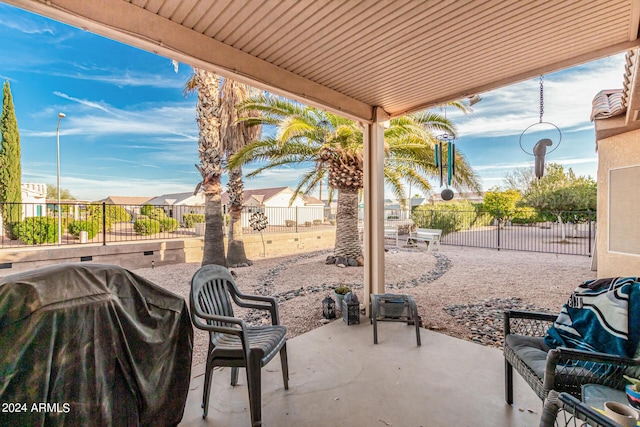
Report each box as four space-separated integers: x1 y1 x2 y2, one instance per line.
387 215 399 220
159 218 179 232
183 213 205 228
86 204 131 231
511 207 543 225
147 208 166 221
68 219 100 239
14 217 57 244
133 219 161 236
140 204 154 216
139 204 165 220
412 201 486 236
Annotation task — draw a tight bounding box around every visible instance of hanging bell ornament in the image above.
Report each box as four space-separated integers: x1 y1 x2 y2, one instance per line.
441 188 454 201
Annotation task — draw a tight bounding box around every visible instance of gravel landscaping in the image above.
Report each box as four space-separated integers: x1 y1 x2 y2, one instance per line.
134 245 595 366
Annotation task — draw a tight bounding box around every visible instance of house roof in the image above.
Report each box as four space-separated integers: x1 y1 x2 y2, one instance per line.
302 195 323 206
99 196 153 205
594 48 640 141
221 187 290 206
9 0 640 123
146 192 205 206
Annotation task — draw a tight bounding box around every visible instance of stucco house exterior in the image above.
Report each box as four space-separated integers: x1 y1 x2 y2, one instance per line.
592 48 640 277
146 192 205 226
21 183 47 218
222 187 324 227
0 183 47 237
98 195 153 219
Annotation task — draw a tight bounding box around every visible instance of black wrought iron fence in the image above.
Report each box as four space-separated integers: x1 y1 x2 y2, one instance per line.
236 206 332 234
1 202 596 256
0 202 333 248
412 208 596 256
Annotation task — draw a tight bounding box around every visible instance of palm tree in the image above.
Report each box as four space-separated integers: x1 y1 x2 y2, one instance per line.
220 79 261 265
185 69 226 266
229 96 480 261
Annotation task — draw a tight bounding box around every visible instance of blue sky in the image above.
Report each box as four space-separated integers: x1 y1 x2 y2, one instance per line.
0 2 628 201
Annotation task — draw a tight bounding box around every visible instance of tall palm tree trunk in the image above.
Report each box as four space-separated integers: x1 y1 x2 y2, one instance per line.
188 68 227 267
226 163 250 265
334 188 362 259
202 177 227 266
224 80 259 266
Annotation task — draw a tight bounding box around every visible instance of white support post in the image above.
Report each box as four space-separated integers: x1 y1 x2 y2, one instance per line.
363 106 389 315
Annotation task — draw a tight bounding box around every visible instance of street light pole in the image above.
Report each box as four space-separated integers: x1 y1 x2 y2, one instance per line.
56 112 65 245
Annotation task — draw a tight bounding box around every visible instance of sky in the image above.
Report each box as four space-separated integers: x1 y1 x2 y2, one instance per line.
0 2 629 202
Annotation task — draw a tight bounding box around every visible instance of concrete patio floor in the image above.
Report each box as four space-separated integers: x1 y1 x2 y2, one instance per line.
179 317 543 427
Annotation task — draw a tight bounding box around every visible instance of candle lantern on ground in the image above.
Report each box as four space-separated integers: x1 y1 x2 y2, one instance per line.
322 295 336 319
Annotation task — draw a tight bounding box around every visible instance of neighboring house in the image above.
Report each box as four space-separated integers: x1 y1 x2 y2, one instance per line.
146 192 205 225
383 197 425 219
98 195 154 219
100 196 153 206
592 48 640 277
221 187 324 227
0 183 47 236
21 183 47 218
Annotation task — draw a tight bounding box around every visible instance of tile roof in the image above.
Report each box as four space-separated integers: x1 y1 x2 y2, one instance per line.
100 196 153 205
221 187 290 205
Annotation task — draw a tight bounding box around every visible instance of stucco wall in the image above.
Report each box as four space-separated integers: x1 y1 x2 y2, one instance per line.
596 128 640 277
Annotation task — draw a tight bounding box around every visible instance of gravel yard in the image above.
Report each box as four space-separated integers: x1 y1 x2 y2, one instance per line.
134 245 595 367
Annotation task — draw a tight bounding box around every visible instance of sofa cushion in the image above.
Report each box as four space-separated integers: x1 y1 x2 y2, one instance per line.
506 334 551 379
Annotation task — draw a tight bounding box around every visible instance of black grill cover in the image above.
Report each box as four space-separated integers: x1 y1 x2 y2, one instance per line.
0 263 193 427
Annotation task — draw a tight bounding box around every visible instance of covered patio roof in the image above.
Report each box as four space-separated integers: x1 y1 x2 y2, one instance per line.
5 0 640 122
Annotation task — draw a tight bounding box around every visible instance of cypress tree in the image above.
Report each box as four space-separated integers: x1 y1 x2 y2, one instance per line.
0 80 22 239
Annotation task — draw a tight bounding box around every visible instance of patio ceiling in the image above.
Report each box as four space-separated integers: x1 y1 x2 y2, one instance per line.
5 0 640 122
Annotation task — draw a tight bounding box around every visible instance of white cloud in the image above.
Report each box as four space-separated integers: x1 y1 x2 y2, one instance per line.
54 92 116 115
0 14 54 35
455 54 626 138
46 69 186 89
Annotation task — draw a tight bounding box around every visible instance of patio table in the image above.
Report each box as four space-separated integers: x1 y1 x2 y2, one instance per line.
370 293 421 346
539 390 621 427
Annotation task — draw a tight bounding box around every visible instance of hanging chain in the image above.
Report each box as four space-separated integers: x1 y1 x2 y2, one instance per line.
539 75 544 123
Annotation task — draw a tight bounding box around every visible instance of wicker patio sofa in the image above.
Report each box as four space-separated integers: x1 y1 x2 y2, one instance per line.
503 309 640 404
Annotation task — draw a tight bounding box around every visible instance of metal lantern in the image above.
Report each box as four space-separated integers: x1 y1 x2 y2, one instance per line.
322 295 336 319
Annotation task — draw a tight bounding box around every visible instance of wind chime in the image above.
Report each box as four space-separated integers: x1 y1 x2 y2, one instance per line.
435 133 456 201
519 75 562 179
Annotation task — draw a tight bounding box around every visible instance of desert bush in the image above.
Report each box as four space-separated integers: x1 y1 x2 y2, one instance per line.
511 207 544 225
285 219 296 227
412 201 492 236
141 207 166 221
159 218 179 232
140 204 154 216
313 219 322 225
68 219 100 240
133 219 161 236
86 204 131 231
304 221 312 227
14 217 57 244
183 213 205 228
